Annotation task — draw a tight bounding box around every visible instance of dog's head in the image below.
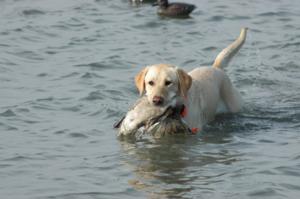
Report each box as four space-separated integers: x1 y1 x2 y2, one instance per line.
135 64 192 107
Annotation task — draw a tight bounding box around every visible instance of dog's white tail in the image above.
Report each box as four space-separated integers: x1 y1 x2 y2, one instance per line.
213 28 248 69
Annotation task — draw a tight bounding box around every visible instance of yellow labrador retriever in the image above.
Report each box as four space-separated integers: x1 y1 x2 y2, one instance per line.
134 28 247 132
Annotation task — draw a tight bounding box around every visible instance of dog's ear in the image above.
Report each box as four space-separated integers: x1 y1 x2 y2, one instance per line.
177 69 192 98
135 67 149 95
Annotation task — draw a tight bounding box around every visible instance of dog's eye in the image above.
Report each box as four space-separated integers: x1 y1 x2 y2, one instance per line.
148 81 154 86
165 80 172 86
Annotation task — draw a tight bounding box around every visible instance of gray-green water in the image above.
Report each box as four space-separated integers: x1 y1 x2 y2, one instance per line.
0 0 300 198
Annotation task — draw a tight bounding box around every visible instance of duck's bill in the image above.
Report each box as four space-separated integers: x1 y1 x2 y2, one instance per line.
113 116 125 129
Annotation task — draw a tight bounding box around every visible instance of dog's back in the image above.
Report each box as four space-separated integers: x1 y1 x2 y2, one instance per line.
184 28 247 130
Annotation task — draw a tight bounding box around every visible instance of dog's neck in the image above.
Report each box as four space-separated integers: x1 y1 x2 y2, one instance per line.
172 95 187 111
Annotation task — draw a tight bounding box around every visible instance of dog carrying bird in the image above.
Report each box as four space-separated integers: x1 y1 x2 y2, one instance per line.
115 28 248 138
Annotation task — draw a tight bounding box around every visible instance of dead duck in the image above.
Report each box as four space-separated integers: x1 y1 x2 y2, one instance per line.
153 0 196 17
114 96 192 138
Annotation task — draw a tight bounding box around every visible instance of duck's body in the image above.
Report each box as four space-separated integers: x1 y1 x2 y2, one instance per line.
155 0 196 17
114 97 191 138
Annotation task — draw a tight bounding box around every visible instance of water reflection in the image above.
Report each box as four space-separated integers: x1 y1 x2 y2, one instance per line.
119 131 241 198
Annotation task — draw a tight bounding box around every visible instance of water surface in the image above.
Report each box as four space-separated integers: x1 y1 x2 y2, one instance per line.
0 0 300 198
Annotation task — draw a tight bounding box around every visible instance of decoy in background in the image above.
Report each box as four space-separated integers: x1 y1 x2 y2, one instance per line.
153 0 196 17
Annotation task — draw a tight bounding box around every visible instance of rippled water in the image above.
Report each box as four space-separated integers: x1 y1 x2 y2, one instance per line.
0 0 300 198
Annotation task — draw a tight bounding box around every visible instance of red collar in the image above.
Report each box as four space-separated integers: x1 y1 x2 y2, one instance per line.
180 105 188 118
180 105 199 134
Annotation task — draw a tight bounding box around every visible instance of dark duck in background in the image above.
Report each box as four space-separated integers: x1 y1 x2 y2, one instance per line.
153 0 196 17
130 0 157 4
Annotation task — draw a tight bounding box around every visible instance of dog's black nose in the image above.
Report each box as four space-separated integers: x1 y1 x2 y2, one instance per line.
152 96 164 106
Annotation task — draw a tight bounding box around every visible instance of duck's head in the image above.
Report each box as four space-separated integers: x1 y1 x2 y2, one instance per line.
153 0 168 8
